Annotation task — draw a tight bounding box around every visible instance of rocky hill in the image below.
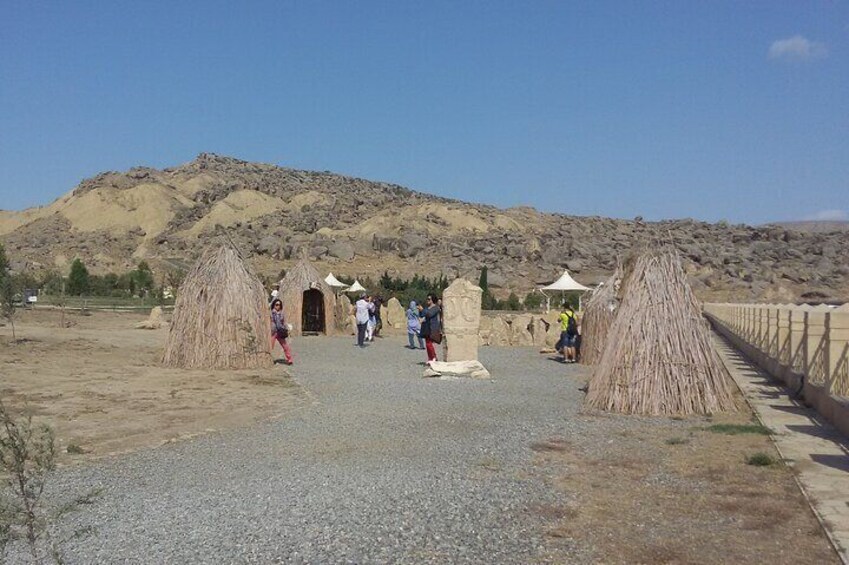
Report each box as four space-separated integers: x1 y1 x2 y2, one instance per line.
1 153 847 302
766 220 849 234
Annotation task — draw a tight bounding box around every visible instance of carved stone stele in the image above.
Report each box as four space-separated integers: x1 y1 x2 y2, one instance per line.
442 278 483 362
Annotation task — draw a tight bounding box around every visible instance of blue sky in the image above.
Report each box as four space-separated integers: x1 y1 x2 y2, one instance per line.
1 1 847 224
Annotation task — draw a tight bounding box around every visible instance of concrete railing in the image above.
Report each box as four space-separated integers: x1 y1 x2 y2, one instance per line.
704 302 849 438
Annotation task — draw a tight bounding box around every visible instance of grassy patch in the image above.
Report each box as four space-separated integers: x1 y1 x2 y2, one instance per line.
707 423 771 436
746 452 776 467
66 443 86 455
665 436 690 446
478 457 501 471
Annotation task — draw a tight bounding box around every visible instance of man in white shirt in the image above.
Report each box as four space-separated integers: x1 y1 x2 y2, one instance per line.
354 294 370 347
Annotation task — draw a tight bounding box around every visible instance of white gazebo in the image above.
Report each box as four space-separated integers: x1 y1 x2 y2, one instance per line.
347 280 366 294
539 269 591 312
324 272 349 290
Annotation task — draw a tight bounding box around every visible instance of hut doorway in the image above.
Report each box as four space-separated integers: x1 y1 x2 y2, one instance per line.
302 289 326 334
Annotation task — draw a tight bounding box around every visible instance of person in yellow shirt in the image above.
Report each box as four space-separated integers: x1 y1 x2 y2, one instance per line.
555 304 579 363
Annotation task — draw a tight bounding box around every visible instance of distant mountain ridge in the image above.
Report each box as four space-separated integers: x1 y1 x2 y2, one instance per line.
766 220 849 234
1 153 847 303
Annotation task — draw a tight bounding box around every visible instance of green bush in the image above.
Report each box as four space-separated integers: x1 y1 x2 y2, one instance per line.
746 452 776 466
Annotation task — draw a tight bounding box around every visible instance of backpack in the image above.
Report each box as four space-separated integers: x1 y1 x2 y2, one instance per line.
566 312 577 336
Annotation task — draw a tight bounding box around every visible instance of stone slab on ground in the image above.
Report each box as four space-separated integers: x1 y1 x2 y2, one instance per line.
713 332 849 564
423 360 491 379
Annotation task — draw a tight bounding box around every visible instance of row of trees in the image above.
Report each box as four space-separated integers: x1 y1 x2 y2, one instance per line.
479 266 549 311
5 257 183 301
332 267 568 312
57 259 157 297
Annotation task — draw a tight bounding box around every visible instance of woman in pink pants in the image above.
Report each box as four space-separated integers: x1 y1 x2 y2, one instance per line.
270 298 293 365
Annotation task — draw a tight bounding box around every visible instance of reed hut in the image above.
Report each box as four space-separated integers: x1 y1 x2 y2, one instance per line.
579 269 621 366
163 244 272 369
278 258 337 336
584 250 736 416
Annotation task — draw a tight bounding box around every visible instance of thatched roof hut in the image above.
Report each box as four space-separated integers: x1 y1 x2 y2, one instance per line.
584 250 736 416
163 244 272 369
278 258 338 336
579 269 621 366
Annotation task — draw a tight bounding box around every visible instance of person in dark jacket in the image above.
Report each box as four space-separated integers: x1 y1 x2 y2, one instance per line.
270 298 293 365
420 293 441 363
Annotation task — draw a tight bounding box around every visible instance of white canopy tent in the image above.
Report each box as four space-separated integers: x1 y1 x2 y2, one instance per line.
347 280 366 294
324 272 349 289
539 269 591 312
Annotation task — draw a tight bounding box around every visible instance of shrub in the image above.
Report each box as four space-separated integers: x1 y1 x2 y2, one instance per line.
746 452 776 466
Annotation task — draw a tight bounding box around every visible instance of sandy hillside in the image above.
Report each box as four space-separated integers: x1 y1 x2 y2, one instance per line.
2 153 848 303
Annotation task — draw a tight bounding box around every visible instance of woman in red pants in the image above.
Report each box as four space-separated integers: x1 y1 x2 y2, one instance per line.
421 293 442 364
270 298 293 365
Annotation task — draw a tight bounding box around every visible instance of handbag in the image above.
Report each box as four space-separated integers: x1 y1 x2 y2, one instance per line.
276 327 289 339
431 330 443 345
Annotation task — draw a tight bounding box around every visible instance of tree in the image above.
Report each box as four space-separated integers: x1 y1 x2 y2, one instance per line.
478 266 489 292
0 244 17 340
481 291 499 311
523 291 544 311
40 271 64 296
504 292 521 311
66 259 90 296
0 277 16 340
479 266 498 310
0 244 9 283
0 398 99 562
131 261 155 296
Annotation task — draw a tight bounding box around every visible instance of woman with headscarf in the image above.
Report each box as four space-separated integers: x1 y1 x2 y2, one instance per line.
406 300 425 349
270 298 293 365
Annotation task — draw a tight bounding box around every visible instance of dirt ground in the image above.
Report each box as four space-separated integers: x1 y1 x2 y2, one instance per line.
532 384 838 564
0 308 303 463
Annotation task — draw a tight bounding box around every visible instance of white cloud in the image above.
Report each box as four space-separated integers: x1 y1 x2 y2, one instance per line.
768 35 828 62
803 209 848 221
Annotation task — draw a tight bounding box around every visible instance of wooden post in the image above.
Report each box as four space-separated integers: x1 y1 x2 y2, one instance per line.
826 309 849 398
806 306 830 387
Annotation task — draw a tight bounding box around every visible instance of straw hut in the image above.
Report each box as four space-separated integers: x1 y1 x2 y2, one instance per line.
278 258 337 336
579 269 621 366
163 244 272 369
584 250 736 416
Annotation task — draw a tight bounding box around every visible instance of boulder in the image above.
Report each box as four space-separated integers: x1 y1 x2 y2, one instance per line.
309 246 328 260
487 271 507 288
478 316 493 346
489 316 512 346
386 297 406 329
545 313 562 348
328 241 355 261
398 234 427 258
532 316 550 347
372 234 399 252
511 314 534 346
256 236 280 257
336 295 352 332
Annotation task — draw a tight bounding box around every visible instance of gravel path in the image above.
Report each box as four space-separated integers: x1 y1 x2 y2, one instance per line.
37 336 600 563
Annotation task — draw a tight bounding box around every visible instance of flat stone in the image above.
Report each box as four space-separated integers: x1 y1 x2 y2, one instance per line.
423 360 491 379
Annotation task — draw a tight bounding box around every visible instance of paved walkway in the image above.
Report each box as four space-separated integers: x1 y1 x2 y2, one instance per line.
714 333 849 564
